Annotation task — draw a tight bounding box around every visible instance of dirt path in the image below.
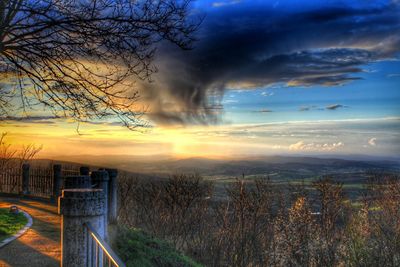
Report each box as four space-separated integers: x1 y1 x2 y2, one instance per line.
0 197 60 267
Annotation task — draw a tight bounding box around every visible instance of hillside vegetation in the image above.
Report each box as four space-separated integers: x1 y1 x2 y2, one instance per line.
114 227 201 267
118 172 400 266
0 208 27 241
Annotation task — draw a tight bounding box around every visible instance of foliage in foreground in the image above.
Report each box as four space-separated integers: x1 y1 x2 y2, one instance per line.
114 226 202 267
0 208 28 241
118 173 400 267
0 0 199 128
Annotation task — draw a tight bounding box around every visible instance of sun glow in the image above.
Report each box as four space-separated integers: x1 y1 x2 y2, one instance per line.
2 115 398 160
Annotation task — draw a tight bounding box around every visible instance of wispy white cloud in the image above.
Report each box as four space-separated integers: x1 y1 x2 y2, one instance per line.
261 91 274 97
222 99 239 104
212 0 241 7
289 141 306 150
289 141 344 151
368 137 377 146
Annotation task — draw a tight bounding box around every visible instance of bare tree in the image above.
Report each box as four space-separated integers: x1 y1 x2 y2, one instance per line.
0 132 42 168
0 0 199 128
312 176 347 266
0 132 15 171
17 143 42 167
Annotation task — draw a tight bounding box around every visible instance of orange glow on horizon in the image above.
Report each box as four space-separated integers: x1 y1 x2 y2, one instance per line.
1 116 396 160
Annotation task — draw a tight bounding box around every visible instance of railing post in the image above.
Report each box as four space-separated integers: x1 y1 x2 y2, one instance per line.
52 164 62 202
59 189 106 267
63 175 91 189
91 170 109 239
106 168 118 224
79 166 90 176
21 163 30 195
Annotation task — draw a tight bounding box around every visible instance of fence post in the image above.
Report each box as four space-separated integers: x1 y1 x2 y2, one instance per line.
52 164 62 202
79 166 90 176
59 189 106 267
91 170 109 239
106 168 118 224
63 175 91 189
21 163 30 195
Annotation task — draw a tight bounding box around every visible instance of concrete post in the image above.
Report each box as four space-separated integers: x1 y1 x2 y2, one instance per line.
63 175 91 189
91 170 109 238
52 164 62 202
79 166 90 176
106 168 118 224
21 163 30 195
59 189 105 267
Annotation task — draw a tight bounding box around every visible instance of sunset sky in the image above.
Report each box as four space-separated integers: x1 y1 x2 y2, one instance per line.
2 0 400 160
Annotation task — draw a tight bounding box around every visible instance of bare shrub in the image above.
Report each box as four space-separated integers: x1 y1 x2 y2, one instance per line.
0 132 42 170
17 143 43 168
312 177 347 267
118 173 213 253
363 173 400 266
205 178 281 267
345 204 374 266
274 196 315 266
0 132 15 171
117 172 400 267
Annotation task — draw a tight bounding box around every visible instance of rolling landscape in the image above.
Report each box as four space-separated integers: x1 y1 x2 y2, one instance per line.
30 155 400 202
52 154 400 178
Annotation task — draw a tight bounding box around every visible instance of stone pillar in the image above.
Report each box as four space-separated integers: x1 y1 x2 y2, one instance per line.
91 170 109 238
79 166 90 176
52 164 62 202
64 175 91 189
106 168 118 224
21 163 30 195
59 189 105 267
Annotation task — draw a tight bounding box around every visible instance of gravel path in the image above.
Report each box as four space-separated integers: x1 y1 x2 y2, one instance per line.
0 197 60 267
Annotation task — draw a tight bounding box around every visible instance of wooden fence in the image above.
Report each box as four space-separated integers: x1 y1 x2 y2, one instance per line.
0 167 21 194
29 167 53 198
0 163 81 199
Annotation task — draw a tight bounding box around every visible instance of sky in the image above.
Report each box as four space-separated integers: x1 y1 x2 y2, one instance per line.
1 0 400 160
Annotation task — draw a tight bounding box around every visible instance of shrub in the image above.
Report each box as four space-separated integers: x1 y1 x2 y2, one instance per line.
114 227 202 267
117 172 400 267
0 208 28 241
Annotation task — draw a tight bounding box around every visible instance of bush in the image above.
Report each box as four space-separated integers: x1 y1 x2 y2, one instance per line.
0 208 28 241
118 173 400 267
114 227 202 267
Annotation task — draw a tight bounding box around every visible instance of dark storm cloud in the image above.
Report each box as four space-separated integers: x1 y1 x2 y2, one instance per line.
299 106 310 112
253 109 273 113
0 115 60 124
326 104 346 110
144 0 400 124
299 105 317 112
0 116 128 127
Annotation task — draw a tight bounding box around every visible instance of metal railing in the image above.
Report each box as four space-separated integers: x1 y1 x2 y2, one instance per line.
84 222 126 267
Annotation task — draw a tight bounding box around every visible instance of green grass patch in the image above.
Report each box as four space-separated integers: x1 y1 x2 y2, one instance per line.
114 227 202 267
347 201 382 211
0 208 28 242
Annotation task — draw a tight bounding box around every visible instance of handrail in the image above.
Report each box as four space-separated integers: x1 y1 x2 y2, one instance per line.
84 222 126 267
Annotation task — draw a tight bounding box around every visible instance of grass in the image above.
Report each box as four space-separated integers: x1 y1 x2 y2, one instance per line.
114 227 202 267
0 208 28 242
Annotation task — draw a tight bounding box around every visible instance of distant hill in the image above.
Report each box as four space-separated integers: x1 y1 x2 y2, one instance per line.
37 154 400 180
